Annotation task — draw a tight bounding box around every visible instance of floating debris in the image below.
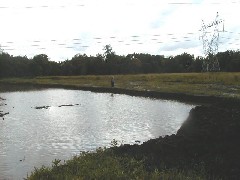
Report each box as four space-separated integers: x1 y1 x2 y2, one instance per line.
0 112 9 117
58 104 73 107
35 106 51 109
58 104 80 107
0 97 6 100
34 104 80 109
19 156 25 162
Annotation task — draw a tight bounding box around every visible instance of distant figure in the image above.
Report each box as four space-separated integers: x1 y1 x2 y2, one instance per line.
111 76 115 87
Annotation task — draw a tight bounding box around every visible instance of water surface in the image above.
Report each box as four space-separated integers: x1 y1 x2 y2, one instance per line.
0 89 194 179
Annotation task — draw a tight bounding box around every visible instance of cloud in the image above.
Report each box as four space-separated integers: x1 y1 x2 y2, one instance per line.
0 0 240 61
161 40 199 52
150 6 177 29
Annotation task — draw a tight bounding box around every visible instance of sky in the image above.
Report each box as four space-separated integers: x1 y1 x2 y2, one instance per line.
0 0 240 61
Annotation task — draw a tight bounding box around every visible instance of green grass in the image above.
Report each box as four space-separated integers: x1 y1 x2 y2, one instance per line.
1 72 240 98
27 147 208 180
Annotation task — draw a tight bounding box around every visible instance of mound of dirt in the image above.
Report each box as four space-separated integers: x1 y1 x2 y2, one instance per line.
112 104 240 179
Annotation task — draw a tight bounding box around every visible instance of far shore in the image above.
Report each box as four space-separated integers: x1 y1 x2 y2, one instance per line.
0 72 240 105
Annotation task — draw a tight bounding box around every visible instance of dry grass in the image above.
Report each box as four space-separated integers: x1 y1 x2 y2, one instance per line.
1 72 240 98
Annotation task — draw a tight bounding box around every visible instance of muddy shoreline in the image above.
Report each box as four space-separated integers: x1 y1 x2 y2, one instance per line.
1 82 240 179
111 105 240 179
1 82 239 107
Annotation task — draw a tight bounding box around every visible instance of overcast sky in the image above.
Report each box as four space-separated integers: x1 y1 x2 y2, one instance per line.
0 0 240 61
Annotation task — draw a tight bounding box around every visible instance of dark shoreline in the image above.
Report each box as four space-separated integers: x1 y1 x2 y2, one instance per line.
1 82 239 107
112 105 240 179
1 82 240 179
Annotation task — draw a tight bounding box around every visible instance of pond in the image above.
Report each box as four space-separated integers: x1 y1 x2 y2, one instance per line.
0 89 195 179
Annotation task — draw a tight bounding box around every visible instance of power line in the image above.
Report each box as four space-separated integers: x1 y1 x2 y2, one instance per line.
0 30 234 45
0 4 86 9
0 1 240 9
1 30 238 53
2 38 239 51
168 1 240 5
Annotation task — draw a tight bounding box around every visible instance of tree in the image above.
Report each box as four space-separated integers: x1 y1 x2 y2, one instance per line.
0 52 11 77
173 53 194 72
103 45 115 61
0 48 239 78
31 54 50 76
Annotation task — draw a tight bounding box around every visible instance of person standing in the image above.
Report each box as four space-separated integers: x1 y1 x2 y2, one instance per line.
111 76 115 87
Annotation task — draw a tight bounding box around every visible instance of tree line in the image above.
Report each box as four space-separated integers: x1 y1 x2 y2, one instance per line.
0 45 240 78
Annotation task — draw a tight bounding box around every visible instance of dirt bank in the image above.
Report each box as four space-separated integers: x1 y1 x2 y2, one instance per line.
1 82 240 107
112 105 240 179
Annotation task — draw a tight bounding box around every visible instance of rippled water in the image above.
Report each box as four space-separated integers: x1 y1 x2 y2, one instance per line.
0 89 194 179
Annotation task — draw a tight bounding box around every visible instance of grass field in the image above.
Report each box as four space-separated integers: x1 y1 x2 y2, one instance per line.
1 72 240 98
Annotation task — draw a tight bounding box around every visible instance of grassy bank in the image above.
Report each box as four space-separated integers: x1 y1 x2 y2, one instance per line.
0 72 240 99
27 146 208 180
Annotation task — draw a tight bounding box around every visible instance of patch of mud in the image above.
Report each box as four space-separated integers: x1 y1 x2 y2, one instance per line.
35 104 80 109
58 104 79 107
34 106 51 109
112 105 240 179
0 112 9 117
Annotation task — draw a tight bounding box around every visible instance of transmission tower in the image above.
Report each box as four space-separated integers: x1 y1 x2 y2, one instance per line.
0 45 3 54
200 12 224 72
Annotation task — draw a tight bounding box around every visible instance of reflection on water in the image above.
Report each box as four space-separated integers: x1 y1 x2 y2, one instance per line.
0 89 194 179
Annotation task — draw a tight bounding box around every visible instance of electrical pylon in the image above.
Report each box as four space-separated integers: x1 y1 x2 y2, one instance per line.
0 45 3 54
200 12 224 72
